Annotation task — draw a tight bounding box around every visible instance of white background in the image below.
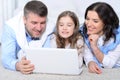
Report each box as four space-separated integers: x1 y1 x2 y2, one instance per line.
0 0 120 42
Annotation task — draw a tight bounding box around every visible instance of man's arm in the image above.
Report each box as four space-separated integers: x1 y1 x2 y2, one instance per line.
1 24 19 70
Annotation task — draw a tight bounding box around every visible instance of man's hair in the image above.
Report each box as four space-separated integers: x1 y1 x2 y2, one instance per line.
24 0 48 18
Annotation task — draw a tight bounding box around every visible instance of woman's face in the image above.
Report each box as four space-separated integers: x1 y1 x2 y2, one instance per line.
85 11 104 36
58 16 75 39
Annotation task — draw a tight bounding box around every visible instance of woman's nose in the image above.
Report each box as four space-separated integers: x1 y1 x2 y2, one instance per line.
86 21 92 27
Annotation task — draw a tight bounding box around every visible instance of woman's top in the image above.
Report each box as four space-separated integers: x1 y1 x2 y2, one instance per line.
81 26 120 68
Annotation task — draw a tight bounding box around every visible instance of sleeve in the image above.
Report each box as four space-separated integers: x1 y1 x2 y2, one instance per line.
102 44 120 68
83 44 94 67
1 24 18 70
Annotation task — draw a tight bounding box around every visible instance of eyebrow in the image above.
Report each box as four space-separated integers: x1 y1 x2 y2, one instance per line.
93 18 100 21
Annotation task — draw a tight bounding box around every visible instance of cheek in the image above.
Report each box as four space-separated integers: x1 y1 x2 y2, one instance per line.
85 20 88 26
69 28 74 34
41 24 46 28
58 27 62 32
96 25 104 32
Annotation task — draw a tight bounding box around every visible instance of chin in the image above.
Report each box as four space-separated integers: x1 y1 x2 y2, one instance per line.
87 32 93 35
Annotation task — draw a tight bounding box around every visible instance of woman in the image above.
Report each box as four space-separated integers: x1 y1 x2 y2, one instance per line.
80 2 120 74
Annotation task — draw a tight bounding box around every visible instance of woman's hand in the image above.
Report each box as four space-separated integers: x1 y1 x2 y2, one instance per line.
88 61 102 74
88 34 99 47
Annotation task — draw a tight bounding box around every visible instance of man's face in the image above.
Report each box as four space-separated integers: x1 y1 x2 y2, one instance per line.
24 12 47 38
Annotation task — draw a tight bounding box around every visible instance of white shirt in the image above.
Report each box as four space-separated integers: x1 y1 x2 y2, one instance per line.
84 35 120 68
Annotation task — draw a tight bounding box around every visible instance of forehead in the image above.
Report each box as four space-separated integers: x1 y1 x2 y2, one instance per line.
59 16 73 22
25 12 47 21
87 11 100 19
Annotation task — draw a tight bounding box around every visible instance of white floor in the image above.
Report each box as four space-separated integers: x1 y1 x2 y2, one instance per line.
0 46 120 80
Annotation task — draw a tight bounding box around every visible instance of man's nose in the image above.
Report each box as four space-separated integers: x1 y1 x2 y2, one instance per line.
36 24 42 31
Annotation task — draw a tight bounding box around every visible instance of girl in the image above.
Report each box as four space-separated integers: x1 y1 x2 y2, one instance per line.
50 11 84 70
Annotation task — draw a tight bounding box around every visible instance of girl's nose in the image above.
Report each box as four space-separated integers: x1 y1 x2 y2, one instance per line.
63 26 67 30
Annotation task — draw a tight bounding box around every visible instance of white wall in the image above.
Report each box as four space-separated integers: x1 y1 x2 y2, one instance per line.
0 0 29 42
41 0 120 24
0 0 15 41
78 0 120 24
0 0 120 42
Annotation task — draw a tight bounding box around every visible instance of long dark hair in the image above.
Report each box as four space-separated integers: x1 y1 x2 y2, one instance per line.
83 2 119 43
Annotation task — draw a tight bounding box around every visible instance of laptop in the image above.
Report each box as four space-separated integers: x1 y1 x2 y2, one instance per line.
24 48 82 75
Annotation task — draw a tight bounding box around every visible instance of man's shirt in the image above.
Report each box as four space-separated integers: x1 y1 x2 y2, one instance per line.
1 24 38 70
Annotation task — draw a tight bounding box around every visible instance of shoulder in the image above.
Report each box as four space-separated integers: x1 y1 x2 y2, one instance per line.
49 33 57 48
114 26 120 43
6 11 23 30
76 35 84 48
77 35 84 43
2 24 16 36
76 35 84 55
50 33 56 40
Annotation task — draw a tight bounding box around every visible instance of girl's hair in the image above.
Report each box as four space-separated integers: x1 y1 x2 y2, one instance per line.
55 11 81 48
83 2 119 43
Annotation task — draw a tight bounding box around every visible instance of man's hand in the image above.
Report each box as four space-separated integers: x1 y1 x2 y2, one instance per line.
16 57 34 74
88 61 102 74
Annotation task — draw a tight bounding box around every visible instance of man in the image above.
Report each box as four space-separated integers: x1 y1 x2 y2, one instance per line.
1 0 49 74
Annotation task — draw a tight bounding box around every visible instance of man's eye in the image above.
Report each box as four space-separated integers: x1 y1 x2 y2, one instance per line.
32 22 37 24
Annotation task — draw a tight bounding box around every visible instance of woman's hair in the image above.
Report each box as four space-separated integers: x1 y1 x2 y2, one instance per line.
83 2 119 43
24 0 48 18
55 11 81 48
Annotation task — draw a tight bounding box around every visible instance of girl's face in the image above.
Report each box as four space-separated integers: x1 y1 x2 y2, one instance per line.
58 16 75 39
85 11 104 36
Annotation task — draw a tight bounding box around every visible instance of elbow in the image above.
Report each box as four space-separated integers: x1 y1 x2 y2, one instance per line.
102 60 116 68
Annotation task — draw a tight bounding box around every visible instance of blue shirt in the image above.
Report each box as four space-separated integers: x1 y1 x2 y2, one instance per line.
1 24 51 70
80 25 120 68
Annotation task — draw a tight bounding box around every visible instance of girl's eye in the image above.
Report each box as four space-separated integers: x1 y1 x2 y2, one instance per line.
59 24 63 26
68 25 72 27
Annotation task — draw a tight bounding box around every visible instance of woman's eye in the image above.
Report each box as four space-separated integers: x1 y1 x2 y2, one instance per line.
94 20 98 23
